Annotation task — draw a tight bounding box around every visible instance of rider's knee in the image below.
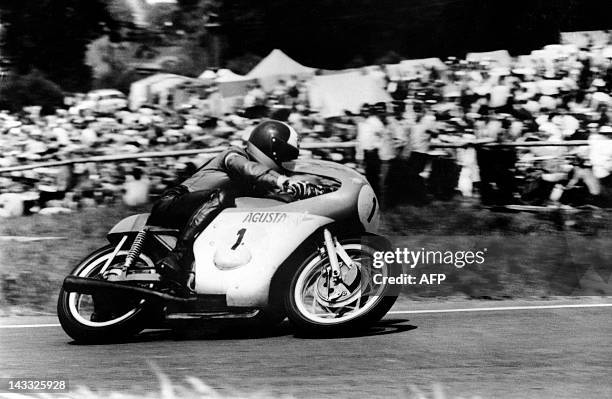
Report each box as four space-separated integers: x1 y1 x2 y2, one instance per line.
214 188 235 208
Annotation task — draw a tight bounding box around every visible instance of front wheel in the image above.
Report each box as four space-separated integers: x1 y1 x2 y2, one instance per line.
285 237 399 335
57 245 155 343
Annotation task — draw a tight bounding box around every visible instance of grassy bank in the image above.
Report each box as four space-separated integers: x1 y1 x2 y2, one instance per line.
0 204 149 313
1 201 611 312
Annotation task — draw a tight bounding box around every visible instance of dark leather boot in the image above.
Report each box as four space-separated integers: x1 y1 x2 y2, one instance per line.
156 190 228 294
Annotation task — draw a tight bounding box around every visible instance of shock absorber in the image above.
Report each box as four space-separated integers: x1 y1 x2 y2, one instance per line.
123 227 148 270
104 227 149 281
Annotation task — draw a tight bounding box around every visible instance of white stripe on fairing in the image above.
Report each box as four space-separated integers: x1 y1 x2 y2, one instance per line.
1 303 612 328
389 303 612 315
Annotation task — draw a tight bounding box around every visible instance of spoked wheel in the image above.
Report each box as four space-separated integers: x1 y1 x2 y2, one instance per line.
285 238 398 334
57 245 155 343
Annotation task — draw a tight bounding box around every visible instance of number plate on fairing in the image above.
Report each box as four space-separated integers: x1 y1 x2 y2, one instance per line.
192 210 332 306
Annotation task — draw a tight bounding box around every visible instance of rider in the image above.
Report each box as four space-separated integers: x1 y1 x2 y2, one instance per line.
106 120 319 292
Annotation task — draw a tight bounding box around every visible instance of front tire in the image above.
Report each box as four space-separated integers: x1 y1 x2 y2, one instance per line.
57 245 154 343
284 237 399 335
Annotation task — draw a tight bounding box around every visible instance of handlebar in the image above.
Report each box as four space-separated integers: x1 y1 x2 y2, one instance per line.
283 182 337 200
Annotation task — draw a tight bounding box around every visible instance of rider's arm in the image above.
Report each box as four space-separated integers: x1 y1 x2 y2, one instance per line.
224 152 287 191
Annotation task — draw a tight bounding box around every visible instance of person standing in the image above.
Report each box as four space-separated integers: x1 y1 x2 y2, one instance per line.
589 125 612 207
381 106 409 209
405 112 435 205
356 105 384 197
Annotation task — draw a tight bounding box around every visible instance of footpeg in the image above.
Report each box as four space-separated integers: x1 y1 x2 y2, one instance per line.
104 268 126 282
126 269 161 282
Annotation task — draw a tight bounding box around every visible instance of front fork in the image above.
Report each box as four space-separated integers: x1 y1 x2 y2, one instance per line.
321 229 358 301
322 229 356 274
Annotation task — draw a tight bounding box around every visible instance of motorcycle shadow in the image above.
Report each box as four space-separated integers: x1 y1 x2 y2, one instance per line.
68 319 417 345
142 318 416 342
293 319 418 340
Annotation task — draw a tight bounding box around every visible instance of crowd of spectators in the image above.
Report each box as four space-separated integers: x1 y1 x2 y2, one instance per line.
2 40 612 217
361 43 612 209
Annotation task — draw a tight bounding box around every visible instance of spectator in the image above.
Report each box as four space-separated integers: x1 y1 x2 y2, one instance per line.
356 106 384 196
122 168 151 207
3 39 612 214
589 125 612 206
379 107 406 208
403 113 435 205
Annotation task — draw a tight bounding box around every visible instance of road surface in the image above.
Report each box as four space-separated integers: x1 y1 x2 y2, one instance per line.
1 299 611 398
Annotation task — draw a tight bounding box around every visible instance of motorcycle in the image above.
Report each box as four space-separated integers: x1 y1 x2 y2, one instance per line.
58 159 399 342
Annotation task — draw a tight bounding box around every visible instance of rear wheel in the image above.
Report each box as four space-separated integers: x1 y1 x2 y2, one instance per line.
57 245 155 343
285 238 399 335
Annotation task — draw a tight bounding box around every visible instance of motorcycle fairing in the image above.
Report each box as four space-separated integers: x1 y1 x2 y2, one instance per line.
193 211 333 307
275 160 380 233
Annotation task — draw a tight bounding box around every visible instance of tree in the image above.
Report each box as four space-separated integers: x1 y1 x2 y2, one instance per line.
217 0 610 68
173 0 221 43
0 70 64 114
146 2 179 30
94 64 140 95
374 51 403 66
170 0 222 70
0 0 118 92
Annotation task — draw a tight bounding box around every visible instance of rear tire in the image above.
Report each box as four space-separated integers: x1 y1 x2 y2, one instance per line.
57 245 154 343
284 237 399 335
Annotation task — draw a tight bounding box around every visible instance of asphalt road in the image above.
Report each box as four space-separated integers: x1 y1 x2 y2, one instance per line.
1 299 611 399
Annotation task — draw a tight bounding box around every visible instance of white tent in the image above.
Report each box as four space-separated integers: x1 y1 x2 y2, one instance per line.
603 46 612 59
466 50 513 67
319 68 360 76
215 69 256 99
386 58 446 80
561 30 612 48
246 49 315 90
399 57 446 71
198 70 217 80
148 76 195 107
385 63 405 80
308 71 392 118
544 44 579 57
129 73 183 110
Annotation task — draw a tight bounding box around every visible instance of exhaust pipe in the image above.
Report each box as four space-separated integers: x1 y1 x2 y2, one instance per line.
63 276 196 303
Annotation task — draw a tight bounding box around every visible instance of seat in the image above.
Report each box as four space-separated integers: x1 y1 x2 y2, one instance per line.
148 225 180 235
234 197 285 209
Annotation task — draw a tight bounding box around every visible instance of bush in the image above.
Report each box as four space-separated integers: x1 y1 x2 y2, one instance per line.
374 50 403 65
0 70 64 114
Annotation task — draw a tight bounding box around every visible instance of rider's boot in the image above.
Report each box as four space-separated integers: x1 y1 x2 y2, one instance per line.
156 190 227 296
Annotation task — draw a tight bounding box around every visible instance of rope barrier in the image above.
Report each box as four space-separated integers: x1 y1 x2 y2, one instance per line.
0 140 591 174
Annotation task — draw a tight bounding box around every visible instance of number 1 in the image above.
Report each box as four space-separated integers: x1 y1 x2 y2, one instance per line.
367 197 377 223
231 228 246 250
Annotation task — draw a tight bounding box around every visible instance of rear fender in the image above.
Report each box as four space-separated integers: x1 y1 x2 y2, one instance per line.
107 214 150 239
106 214 178 249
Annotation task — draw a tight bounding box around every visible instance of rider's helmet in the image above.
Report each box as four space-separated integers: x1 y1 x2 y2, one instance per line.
245 120 300 170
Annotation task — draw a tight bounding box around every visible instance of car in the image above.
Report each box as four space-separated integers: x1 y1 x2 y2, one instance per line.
74 89 128 115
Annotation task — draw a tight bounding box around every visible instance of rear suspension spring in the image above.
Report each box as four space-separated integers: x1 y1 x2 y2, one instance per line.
123 228 148 269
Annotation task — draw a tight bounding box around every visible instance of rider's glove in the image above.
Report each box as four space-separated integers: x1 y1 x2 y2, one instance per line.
284 180 323 200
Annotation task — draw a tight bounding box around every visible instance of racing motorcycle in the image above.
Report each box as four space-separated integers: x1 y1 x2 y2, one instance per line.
58 159 399 342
